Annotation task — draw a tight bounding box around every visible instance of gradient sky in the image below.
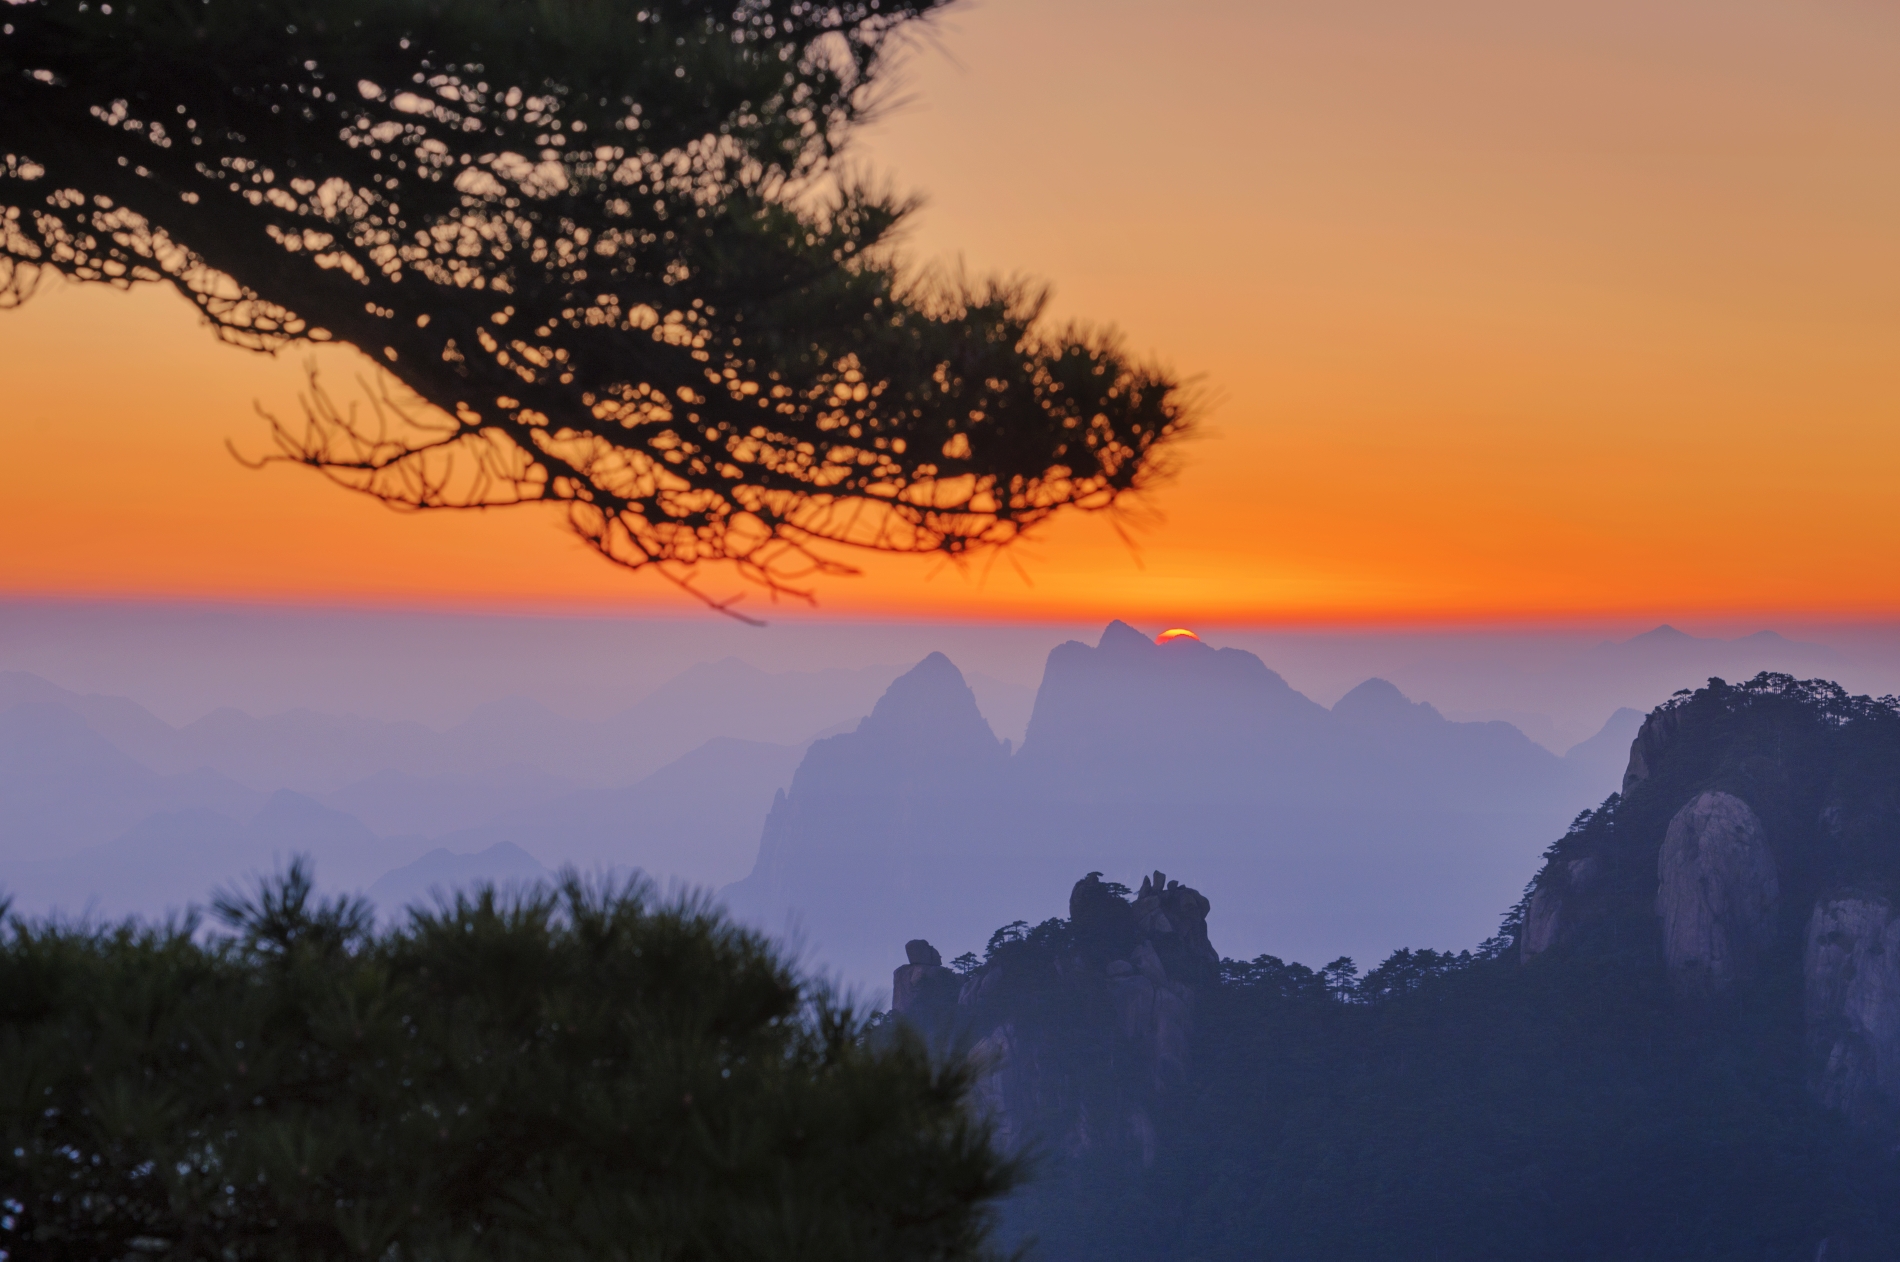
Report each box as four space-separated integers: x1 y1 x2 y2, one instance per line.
5 0 1897 623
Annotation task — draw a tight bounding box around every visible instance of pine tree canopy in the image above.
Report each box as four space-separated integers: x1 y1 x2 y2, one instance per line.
0 863 1013 1260
0 0 1192 607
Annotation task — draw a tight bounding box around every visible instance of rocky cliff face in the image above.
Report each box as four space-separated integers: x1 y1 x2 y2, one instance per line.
1520 855 1602 960
892 939 961 1015
1806 897 1900 1129
891 869 1219 1165
1620 705 1683 796
1655 791 1779 997
1519 673 1900 1131
1096 871 1214 1104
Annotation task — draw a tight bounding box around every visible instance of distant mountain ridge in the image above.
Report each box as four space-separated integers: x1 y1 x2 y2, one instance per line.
432 736 806 891
3 659 906 798
728 654 1009 967
11 789 418 919
0 697 264 859
0 660 874 920
724 623 1644 987
0 631 1658 969
1594 623 1844 661
368 842 551 915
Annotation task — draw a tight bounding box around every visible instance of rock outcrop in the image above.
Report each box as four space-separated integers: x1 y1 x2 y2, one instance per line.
892 939 960 1017
1656 790 1779 997
1524 675 1900 1140
1129 870 1220 982
890 868 1219 1165
1113 874 1205 1097
1621 705 1683 795
1521 882 1563 959
1805 897 1900 1129
1520 855 1602 960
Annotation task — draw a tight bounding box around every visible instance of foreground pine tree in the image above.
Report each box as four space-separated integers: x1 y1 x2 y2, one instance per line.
0 863 1010 1260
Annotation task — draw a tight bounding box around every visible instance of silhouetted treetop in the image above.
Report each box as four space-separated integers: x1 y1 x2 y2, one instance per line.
0 0 1191 609
2 861 1014 1258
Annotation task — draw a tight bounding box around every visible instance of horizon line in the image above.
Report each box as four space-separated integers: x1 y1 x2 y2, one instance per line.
5 589 1900 637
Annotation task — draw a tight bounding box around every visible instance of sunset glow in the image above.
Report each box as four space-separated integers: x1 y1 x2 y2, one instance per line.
4 0 1897 627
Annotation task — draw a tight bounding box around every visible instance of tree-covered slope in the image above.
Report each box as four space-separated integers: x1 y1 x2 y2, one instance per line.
894 673 1900 1261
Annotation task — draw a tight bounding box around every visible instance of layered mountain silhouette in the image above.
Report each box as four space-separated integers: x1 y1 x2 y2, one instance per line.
12 790 416 919
0 696 263 861
1591 623 1843 670
724 654 1012 974
3 630 1649 965
367 842 551 914
429 737 806 890
723 623 1641 988
0 663 842 919
1 659 901 804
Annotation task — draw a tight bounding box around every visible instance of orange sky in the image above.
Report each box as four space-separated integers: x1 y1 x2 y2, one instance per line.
4 0 1898 625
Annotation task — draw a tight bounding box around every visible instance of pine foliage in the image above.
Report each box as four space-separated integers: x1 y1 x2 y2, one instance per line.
0 862 1013 1260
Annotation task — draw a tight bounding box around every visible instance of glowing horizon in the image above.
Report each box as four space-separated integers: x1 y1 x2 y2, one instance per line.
5 0 1898 627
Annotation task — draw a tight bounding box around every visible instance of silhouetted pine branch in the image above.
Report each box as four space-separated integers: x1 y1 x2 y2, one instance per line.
0 0 1192 611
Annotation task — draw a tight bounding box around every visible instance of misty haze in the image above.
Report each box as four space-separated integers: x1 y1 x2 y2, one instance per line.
5 604 1885 991
8 0 1900 1253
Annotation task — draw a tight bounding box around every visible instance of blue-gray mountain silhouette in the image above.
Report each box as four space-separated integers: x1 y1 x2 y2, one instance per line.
15 790 419 920
367 842 551 915
723 653 1009 973
723 624 1636 989
430 736 805 890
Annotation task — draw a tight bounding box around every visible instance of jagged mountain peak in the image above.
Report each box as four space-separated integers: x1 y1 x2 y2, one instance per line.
1030 622 1319 721
1331 678 1442 725
1097 619 1157 653
859 652 992 738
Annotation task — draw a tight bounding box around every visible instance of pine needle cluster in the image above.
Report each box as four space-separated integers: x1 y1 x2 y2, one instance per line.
0 862 1013 1260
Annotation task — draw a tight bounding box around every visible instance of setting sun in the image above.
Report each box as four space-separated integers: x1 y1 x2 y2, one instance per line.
1155 628 1202 645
